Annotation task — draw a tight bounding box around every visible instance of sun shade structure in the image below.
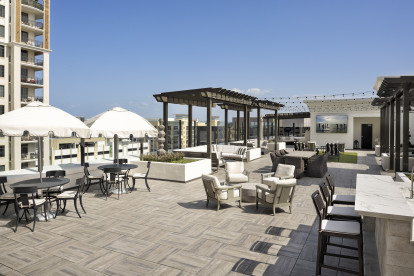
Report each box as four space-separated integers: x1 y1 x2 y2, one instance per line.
372 75 414 172
85 107 158 161
153 88 283 158
0 101 91 181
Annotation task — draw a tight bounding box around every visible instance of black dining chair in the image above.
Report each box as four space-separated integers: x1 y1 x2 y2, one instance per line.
130 161 151 192
84 163 104 193
0 176 19 216
13 185 48 232
103 167 123 200
54 177 87 218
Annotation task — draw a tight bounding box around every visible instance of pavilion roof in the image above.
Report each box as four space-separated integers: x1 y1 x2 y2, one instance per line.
374 76 414 98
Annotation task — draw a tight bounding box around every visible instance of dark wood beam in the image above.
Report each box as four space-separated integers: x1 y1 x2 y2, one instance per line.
163 102 168 152
188 105 192 148
207 98 212 159
395 95 401 172
390 99 394 170
224 108 228 145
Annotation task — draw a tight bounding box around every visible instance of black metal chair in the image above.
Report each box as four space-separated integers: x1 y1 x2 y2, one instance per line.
44 170 66 208
326 174 355 205
83 163 104 193
130 161 151 192
311 190 363 276
13 185 48 232
54 177 86 218
0 176 18 216
104 167 123 200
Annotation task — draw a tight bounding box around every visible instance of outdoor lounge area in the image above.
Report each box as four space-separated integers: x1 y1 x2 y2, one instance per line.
0 151 384 275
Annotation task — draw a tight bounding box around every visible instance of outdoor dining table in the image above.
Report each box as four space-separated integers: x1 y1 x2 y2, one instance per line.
97 164 138 195
10 177 70 221
286 150 317 160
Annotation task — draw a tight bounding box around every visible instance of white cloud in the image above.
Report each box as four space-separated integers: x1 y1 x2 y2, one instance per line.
246 88 271 95
232 88 244 93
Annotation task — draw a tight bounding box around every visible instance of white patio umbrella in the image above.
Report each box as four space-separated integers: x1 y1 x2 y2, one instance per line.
0 101 91 181
85 107 157 160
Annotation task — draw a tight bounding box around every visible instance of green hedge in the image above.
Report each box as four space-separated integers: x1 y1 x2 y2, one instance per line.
140 152 185 163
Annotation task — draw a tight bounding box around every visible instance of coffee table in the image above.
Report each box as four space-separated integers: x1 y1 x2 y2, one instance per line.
240 182 261 203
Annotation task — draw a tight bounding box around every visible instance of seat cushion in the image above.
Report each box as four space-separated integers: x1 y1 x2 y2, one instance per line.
19 198 46 208
333 194 355 203
0 193 16 200
57 191 77 199
258 190 274 203
263 177 278 187
327 206 360 217
227 173 248 183
219 188 240 200
88 175 103 179
321 219 360 235
274 164 295 179
225 161 244 174
132 173 146 178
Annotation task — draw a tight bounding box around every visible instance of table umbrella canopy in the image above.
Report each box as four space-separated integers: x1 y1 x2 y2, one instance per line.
85 107 157 138
0 101 90 138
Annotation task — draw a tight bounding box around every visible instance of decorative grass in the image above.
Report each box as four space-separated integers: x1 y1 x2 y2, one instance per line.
170 159 198 164
319 151 358 164
140 152 197 164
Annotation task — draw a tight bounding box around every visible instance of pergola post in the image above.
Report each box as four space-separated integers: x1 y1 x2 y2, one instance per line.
247 109 250 140
244 105 248 146
395 94 401 172
179 120 182 149
207 98 212 159
390 99 395 170
257 107 261 148
274 110 278 142
236 110 240 141
402 87 410 171
380 107 385 154
163 102 168 151
266 117 270 140
385 103 390 153
188 105 192 148
194 120 197 147
224 108 228 145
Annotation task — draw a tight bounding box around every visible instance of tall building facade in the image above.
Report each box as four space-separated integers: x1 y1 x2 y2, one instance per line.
0 0 50 171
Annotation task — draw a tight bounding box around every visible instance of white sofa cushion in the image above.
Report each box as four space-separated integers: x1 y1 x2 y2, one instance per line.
327 206 359 217
321 219 360 235
274 164 295 179
227 173 248 183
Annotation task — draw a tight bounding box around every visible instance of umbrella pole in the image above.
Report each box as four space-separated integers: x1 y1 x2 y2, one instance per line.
38 137 43 183
114 134 119 161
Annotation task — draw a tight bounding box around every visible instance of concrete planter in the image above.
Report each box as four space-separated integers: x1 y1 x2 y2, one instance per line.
131 158 211 183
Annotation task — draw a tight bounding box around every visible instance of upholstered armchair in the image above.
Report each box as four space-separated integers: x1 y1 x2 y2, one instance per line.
225 161 249 184
261 164 296 187
256 181 296 215
201 174 242 211
211 151 225 172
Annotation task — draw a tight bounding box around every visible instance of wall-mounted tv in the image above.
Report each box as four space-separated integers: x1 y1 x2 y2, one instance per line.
316 115 348 133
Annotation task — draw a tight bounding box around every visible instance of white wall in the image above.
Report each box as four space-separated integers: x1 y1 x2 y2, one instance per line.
309 110 380 149
353 117 380 148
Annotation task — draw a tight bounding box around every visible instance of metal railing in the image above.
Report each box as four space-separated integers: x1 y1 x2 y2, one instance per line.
21 152 38 160
21 0 44 11
21 19 44 30
21 96 34 102
21 57 43 66
21 76 43 85
21 39 43 48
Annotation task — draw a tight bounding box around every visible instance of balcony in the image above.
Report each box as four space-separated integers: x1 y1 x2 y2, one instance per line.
21 39 43 48
21 19 43 30
21 76 43 85
21 152 38 160
21 136 36 142
21 0 44 11
21 57 43 67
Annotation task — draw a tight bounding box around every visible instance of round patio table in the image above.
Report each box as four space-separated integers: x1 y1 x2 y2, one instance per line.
97 164 138 196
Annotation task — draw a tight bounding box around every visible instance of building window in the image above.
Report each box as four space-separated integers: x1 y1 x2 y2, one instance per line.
21 144 28 155
0 85 4 97
0 6 4 18
21 68 27 78
0 105 4 115
21 50 28 61
0 145 4 158
21 87 28 100
0 25 4 38
21 31 28 42
0 165 4 172
0 45 4 57
21 12 28 23
0 65 4 77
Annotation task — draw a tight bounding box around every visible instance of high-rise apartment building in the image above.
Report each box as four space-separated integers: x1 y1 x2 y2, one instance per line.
0 0 50 171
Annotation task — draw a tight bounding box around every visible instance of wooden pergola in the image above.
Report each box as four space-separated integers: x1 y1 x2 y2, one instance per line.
153 88 283 158
373 76 414 172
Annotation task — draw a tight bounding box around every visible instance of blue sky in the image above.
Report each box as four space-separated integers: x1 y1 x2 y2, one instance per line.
50 0 414 121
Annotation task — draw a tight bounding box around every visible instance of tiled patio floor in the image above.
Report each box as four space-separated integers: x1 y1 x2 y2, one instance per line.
0 151 385 275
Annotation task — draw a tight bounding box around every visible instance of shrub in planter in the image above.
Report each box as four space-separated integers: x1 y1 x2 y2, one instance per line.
140 152 185 163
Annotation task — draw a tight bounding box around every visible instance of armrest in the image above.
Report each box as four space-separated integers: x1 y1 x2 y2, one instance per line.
255 184 271 193
261 172 273 178
217 184 242 190
279 175 293 180
243 170 250 176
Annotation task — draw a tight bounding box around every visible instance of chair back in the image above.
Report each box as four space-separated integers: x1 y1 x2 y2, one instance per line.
83 163 90 177
46 170 66 178
225 161 244 174
13 186 38 208
319 182 331 205
0 176 7 195
201 174 219 198
325 174 335 194
274 183 296 204
104 167 121 181
145 161 151 178
311 190 326 222
274 164 295 179
75 177 87 196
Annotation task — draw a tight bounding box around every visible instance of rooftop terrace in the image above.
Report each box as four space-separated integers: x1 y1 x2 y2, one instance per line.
0 151 386 275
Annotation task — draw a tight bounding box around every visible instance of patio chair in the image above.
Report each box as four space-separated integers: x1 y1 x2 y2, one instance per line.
284 156 305 178
54 177 86 218
130 161 151 192
311 190 363 276
202 174 242 211
262 164 296 187
0 177 18 216
43 170 66 205
103 167 123 200
270 152 284 172
13 185 48 232
84 162 104 193
326 174 355 205
256 180 296 215
307 152 328 178
211 151 224 172
225 161 249 184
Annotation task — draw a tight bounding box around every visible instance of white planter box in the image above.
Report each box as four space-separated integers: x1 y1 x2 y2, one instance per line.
131 158 211 183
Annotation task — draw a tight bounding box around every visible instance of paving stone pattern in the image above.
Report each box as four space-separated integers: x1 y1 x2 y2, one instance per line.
0 151 385 275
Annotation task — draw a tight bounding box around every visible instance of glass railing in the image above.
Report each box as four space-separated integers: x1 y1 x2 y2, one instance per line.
21 76 43 85
21 0 44 11
21 39 43 48
21 57 43 66
21 19 43 30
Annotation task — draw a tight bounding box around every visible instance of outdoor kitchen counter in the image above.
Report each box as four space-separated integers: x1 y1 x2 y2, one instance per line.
355 173 414 275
